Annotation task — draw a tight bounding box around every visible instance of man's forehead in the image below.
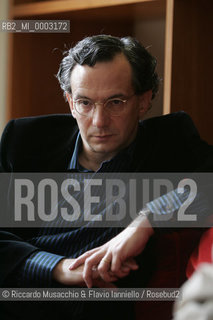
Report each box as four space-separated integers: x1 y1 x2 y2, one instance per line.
70 53 133 94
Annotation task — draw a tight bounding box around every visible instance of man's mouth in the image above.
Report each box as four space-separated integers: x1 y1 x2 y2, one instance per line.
92 134 114 140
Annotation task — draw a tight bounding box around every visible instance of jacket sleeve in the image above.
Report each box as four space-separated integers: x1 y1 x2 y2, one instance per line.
0 119 65 287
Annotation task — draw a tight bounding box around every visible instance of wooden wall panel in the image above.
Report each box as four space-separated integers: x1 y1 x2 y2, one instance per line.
171 0 213 143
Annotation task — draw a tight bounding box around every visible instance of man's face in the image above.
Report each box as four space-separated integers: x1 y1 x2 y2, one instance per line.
68 53 151 161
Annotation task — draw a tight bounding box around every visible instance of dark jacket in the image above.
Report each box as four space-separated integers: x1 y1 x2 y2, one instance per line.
0 111 213 287
0 112 213 320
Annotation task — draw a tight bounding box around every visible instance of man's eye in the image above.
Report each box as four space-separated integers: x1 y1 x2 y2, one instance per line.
107 99 124 109
79 100 91 106
76 100 93 109
111 99 123 105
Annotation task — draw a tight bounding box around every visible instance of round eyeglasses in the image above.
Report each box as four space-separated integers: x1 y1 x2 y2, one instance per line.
72 94 135 117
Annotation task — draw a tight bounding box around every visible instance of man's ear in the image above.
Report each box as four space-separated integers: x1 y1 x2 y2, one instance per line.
66 92 76 118
138 90 152 119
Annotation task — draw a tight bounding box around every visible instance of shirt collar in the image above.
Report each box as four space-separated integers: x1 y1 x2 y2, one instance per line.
68 130 138 172
68 132 82 170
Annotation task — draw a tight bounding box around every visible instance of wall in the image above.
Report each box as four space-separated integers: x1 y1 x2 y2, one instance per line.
0 0 9 134
134 18 165 119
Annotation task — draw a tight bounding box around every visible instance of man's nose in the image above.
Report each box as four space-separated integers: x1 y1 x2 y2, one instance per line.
92 104 110 128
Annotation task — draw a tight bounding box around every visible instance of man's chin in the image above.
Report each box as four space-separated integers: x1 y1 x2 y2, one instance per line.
89 143 117 155
91 147 114 154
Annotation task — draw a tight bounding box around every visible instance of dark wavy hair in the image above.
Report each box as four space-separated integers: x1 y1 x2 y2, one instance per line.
56 34 159 100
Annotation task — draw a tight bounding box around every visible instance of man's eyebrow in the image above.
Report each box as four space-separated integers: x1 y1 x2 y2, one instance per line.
107 93 127 99
73 93 127 100
73 94 90 100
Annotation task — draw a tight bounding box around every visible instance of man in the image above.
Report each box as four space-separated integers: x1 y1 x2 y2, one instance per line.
0 35 212 320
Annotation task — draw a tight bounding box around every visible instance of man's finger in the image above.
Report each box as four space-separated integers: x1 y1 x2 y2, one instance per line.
120 265 130 273
69 248 98 270
111 253 122 273
111 265 132 279
83 251 106 287
123 258 139 270
98 254 113 282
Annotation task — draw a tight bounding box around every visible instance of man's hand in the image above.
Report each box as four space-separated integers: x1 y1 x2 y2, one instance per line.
52 258 117 287
69 215 154 288
53 258 85 286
